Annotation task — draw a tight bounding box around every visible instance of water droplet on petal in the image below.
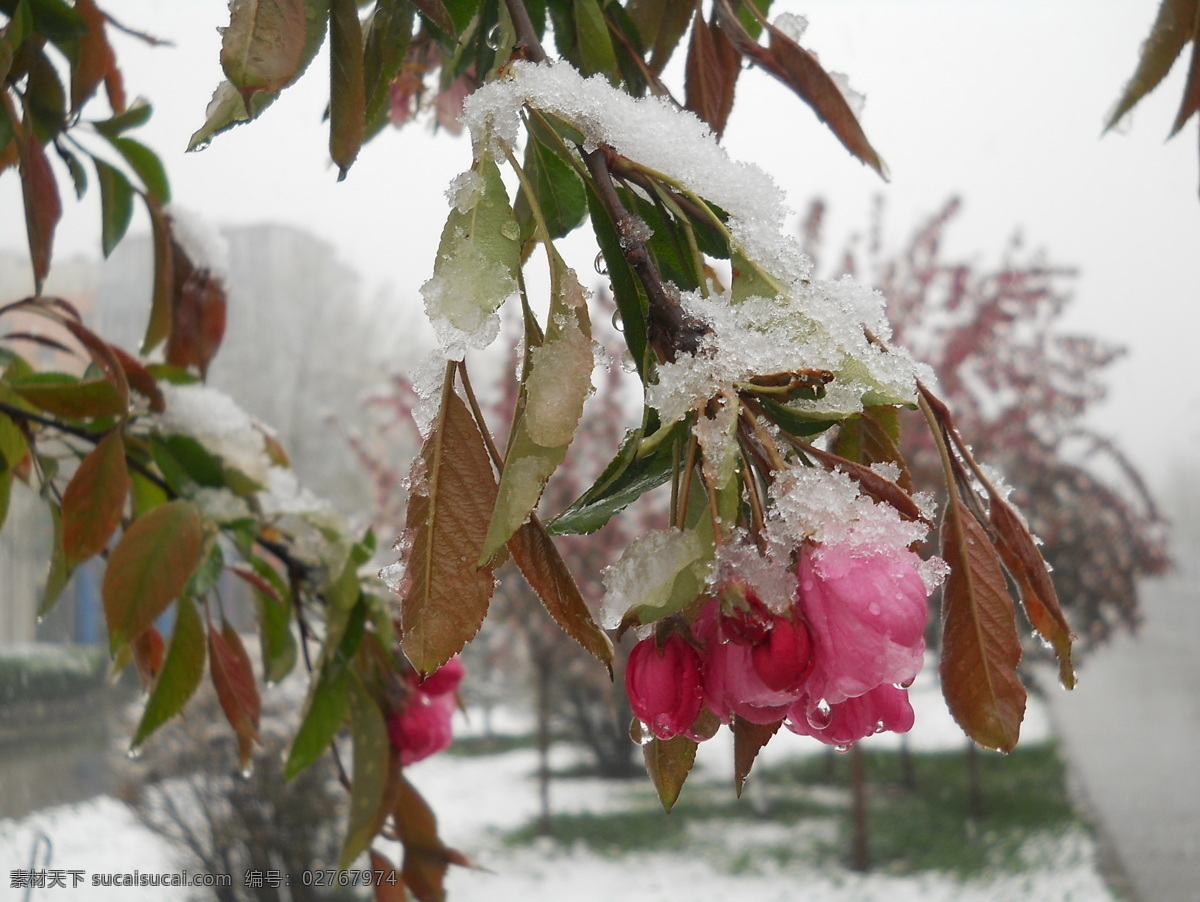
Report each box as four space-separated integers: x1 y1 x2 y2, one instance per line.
807 699 832 730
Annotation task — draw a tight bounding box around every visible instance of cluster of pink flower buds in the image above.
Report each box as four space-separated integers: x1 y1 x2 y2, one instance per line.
387 657 464 766
625 538 930 749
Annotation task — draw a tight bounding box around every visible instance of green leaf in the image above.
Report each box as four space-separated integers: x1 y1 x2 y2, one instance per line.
52 142 88 200
252 582 297 684
363 0 414 124
340 675 391 869
573 0 620 83
132 596 206 747
110 137 170 203
329 0 366 180
284 658 350 780
514 135 588 243
39 505 73 618
189 0 330 150
422 154 521 350
141 198 173 353
626 0 697 73
221 0 309 104
1106 0 1199 131
757 397 838 438
0 0 85 44
93 158 134 258
481 252 592 562
11 374 124 419
61 429 128 564
92 99 153 138
151 433 226 493
209 618 261 768
399 378 499 675
2 0 34 50
547 426 675 535
939 497 1027 752
0 411 28 468
642 734 697 812
102 499 205 653
129 469 168 518
618 527 711 629
587 186 649 380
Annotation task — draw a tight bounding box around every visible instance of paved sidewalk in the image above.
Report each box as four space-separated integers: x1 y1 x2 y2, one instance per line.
1043 578 1200 902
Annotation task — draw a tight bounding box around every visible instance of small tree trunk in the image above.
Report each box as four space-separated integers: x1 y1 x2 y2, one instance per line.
965 740 985 820
533 651 553 836
849 744 870 872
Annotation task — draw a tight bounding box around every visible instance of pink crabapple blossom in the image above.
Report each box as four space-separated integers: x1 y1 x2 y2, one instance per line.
625 633 705 740
387 657 464 766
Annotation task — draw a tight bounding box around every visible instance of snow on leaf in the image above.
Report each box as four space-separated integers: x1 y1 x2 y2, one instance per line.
480 252 593 562
601 527 709 629
939 497 1026 752
398 381 499 675
421 155 520 359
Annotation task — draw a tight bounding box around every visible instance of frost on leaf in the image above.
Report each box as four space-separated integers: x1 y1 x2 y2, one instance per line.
420 155 520 360
480 253 593 562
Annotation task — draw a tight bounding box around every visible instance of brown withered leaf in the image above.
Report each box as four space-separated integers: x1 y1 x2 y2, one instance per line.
643 734 697 812
939 498 1026 752
394 775 470 902
989 495 1076 689
399 386 499 675
367 850 406 902
209 619 262 769
507 516 614 672
61 429 129 565
712 0 886 178
684 10 741 137
732 717 781 796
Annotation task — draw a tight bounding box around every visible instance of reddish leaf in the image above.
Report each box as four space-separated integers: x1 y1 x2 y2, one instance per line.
410 0 456 35
61 429 129 564
732 716 781 796
17 132 61 293
102 499 204 652
684 10 741 137
507 517 614 672
989 495 1076 689
834 406 914 494
398 384 499 675
643 734 697 812
394 774 469 902
110 345 166 412
368 850 405 902
231 562 282 603
713 0 886 177
61 317 131 410
130 626 165 686
209 619 261 769
13 377 126 419
166 266 227 378
628 0 699 73
330 0 366 180
939 498 1026 752
1106 0 1198 131
71 0 118 113
220 0 309 106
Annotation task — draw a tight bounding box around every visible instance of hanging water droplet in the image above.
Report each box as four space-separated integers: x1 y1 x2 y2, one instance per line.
834 743 851 754
619 349 637 373
126 747 143 761
35 616 44 625
635 721 654 745
486 23 504 51
191 139 212 153
594 252 608 276
238 764 254 780
610 308 623 332
807 699 832 730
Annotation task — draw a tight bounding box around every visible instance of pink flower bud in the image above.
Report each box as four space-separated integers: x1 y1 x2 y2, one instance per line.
625 634 704 740
388 691 456 766
418 656 465 697
750 614 815 693
715 580 771 646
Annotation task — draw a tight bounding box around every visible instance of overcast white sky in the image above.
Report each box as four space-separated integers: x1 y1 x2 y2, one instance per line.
2 0 1198 483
